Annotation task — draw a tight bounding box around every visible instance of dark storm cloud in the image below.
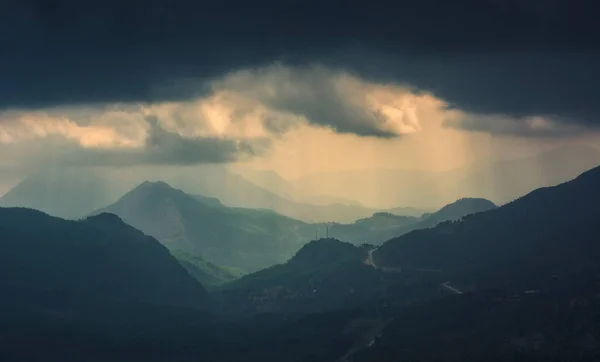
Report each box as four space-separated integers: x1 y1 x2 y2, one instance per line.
331 50 600 133
1 0 599 133
1 117 269 168
216 65 407 138
138 117 270 166
444 112 590 138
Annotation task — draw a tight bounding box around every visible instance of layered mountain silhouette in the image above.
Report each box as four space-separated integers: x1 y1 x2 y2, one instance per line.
1 165 396 224
168 166 386 223
417 197 497 225
92 181 315 272
4 151 600 362
373 164 600 288
217 239 385 315
353 269 600 362
354 212 419 230
209 164 600 361
0 208 209 309
370 197 497 243
322 197 497 245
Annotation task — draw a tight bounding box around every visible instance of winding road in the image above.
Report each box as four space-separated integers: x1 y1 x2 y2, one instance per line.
367 248 462 294
365 248 402 273
440 281 463 295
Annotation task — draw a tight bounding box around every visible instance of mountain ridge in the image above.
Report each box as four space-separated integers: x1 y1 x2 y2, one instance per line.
0 206 210 309
373 163 600 287
92 180 315 272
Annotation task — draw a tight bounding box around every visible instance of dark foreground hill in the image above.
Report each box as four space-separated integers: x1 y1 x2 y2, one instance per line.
215 239 441 316
216 239 380 315
0 207 361 362
93 181 315 272
374 165 600 289
353 268 600 362
0 208 210 309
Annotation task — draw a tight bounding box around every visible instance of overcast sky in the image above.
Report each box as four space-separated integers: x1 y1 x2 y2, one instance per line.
1 0 599 187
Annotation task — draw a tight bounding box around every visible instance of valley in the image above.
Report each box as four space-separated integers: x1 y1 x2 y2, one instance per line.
1 149 600 362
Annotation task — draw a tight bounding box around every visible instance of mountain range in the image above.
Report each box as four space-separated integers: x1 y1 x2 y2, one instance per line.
217 162 600 318
1 145 597 225
4 161 600 361
0 207 361 362
214 198 497 314
0 166 405 223
167 165 407 222
92 181 316 272
321 197 497 245
0 208 210 309
373 162 600 289
93 180 498 273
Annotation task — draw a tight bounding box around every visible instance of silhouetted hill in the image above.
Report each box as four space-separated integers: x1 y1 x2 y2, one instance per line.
288 238 367 268
86 212 237 287
0 211 364 362
216 239 389 315
0 207 209 309
354 268 600 362
354 212 419 230
369 197 496 243
383 206 432 217
317 213 420 245
374 164 600 288
93 181 315 272
325 198 496 245
422 197 497 225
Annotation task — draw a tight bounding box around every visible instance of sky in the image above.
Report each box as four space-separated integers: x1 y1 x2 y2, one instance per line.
1 0 599 193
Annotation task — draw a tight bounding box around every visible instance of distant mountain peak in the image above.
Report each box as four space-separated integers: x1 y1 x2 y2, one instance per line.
136 180 174 191
436 197 496 211
85 212 124 223
123 180 188 201
92 179 315 273
445 197 497 207
425 197 496 224
290 238 358 266
371 212 407 218
0 207 210 310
